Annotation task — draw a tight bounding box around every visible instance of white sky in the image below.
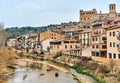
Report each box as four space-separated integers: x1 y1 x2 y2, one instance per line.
0 0 119 28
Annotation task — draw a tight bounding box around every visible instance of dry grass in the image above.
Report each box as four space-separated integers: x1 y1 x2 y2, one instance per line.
0 48 16 73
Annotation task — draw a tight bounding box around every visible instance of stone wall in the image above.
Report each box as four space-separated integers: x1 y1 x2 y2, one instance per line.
92 56 120 66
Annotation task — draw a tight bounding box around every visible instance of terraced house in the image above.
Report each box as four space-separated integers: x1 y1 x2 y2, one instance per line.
107 25 120 59
91 23 107 58
50 38 80 55
39 29 65 42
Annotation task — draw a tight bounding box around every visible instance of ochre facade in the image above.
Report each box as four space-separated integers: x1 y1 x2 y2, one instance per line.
39 29 65 42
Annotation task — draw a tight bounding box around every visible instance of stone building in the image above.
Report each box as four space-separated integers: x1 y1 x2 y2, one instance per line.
77 29 92 47
80 4 120 25
39 29 65 42
107 25 120 59
50 38 80 54
91 23 107 58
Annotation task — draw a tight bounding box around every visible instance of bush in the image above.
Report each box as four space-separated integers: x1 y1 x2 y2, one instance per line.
96 64 110 74
0 48 16 73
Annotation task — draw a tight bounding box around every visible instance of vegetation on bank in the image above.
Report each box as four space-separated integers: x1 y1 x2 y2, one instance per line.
0 23 17 76
18 54 81 83
0 48 16 74
71 66 105 83
18 54 120 83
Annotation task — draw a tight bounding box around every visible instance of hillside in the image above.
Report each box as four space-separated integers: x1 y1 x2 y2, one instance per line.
5 22 78 39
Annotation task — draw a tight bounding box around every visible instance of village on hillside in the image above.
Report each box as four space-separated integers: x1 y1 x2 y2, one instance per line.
8 4 120 64
5 3 120 83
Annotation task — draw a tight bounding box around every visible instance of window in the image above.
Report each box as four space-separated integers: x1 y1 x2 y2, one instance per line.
110 42 112 47
102 45 107 49
70 45 72 48
113 42 115 47
96 52 99 56
109 32 111 36
113 32 115 36
109 53 112 59
92 38 94 41
96 45 99 49
65 45 67 49
50 46 53 49
84 18 86 20
92 45 95 49
118 54 120 59
75 45 77 48
102 37 106 41
57 45 59 49
113 53 116 59
92 52 95 56
81 18 82 20
96 37 98 41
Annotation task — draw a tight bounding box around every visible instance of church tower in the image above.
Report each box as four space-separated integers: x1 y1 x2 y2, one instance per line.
109 4 116 13
109 4 116 19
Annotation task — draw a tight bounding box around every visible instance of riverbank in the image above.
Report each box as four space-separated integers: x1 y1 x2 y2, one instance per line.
18 54 120 83
17 54 96 83
0 67 15 82
17 59 69 73
55 55 120 83
17 59 82 83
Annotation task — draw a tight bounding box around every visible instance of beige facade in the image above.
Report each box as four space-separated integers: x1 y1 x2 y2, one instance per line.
78 29 92 47
80 4 120 24
39 29 65 42
80 9 97 24
107 26 120 59
50 38 80 54
68 29 92 57
91 25 107 58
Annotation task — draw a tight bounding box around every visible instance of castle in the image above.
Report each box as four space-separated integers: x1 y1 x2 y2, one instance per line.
80 4 120 24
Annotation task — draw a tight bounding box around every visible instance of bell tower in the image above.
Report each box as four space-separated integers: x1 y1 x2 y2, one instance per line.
109 4 116 19
109 4 116 13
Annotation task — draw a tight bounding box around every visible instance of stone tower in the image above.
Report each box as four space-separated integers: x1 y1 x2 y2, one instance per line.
109 4 116 13
109 4 116 19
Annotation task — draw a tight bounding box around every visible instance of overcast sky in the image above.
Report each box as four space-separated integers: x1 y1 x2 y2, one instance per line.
0 0 119 28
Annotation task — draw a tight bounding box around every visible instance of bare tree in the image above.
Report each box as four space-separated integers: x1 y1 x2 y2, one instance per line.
0 23 7 49
0 23 16 73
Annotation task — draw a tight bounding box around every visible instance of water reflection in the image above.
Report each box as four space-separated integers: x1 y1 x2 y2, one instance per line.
1 64 76 83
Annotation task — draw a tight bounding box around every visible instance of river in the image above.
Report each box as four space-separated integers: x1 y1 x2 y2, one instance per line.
0 60 96 83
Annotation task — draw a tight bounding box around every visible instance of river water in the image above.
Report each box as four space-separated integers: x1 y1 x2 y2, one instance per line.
1 64 76 83
0 61 96 83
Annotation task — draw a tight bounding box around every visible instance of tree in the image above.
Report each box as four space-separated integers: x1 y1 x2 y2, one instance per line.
0 23 7 49
0 23 16 73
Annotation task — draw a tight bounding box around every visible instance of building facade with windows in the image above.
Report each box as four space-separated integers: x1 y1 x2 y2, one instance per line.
107 26 120 59
91 24 107 58
78 29 92 47
39 29 65 42
50 38 80 54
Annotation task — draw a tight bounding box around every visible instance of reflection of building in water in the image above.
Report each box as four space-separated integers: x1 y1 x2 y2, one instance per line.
80 4 120 25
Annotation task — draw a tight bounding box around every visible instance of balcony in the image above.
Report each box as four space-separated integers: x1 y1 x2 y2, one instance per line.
100 44 107 51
